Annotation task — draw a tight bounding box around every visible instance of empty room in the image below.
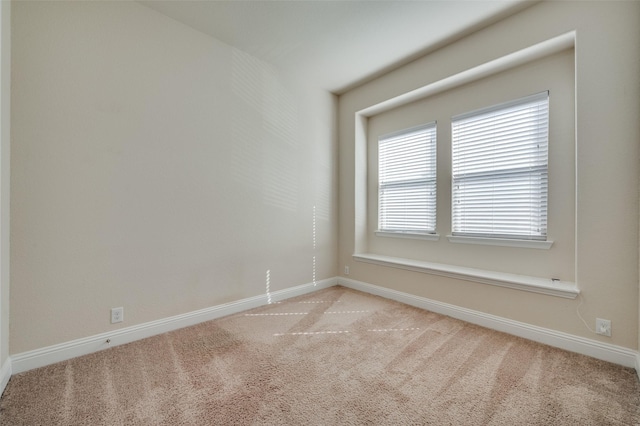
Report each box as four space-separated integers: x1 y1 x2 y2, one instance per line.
0 0 639 424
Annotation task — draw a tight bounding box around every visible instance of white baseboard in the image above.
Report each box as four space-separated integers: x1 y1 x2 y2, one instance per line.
7 275 639 378
11 277 337 374
338 277 639 369
0 358 11 397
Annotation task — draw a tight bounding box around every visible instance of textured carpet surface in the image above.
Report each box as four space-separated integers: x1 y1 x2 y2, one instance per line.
1 286 639 425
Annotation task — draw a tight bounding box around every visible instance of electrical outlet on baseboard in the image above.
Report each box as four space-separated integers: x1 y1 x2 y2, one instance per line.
111 307 124 324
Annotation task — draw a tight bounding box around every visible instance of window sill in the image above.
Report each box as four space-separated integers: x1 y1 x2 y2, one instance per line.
447 235 553 250
375 231 440 241
352 253 578 299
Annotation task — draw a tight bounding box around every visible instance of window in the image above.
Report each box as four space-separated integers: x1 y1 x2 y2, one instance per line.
451 92 549 240
378 123 437 235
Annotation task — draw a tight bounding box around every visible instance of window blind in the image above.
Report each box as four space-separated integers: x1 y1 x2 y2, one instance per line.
378 122 437 234
451 92 549 240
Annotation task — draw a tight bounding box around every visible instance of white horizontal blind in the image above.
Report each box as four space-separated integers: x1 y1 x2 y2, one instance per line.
451 92 549 240
378 122 437 234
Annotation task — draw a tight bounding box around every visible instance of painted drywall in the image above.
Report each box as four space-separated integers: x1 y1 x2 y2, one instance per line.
10 1 337 354
339 1 640 349
0 0 10 368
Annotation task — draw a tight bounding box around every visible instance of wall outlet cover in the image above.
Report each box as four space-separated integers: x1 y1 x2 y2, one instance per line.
111 307 124 324
595 318 611 337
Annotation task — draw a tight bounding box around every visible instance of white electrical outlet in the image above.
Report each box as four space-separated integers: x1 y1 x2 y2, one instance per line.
111 307 124 324
344 265 350 275
595 318 611 337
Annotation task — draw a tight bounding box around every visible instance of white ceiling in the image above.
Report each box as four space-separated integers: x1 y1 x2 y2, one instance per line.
140 0 533 94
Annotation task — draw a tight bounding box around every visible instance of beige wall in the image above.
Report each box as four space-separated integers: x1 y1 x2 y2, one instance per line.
7 0 640 359
1 0 10 367
339 1 640 349
10 1 337 354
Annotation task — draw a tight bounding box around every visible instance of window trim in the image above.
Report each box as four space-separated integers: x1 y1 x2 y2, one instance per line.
376 230 440 241
447 234 552 249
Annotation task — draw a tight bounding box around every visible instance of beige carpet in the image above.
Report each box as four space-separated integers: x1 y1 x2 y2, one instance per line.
1 286 639 425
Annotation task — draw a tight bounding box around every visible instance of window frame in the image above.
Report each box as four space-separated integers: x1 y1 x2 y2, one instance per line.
450 92 550 243
376 122 438 238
